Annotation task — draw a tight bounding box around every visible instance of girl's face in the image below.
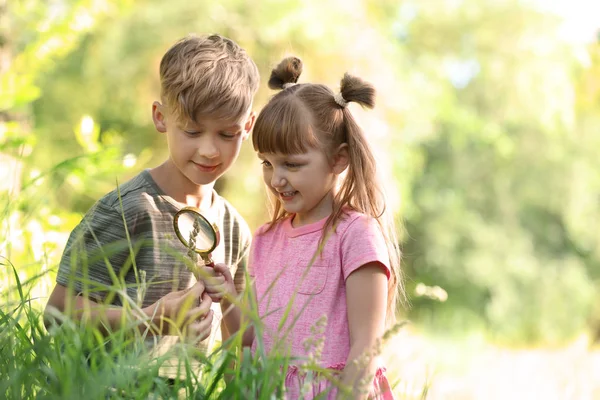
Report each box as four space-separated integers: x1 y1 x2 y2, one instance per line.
258 148 339 227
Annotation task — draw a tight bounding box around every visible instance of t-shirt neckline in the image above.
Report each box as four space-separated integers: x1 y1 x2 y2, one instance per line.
140 169 219 215
283 214 329 238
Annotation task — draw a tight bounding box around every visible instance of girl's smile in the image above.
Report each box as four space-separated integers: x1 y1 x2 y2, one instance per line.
278 190 298 201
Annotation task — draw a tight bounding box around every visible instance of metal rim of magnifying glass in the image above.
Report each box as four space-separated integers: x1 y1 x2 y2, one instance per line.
173 206 220 255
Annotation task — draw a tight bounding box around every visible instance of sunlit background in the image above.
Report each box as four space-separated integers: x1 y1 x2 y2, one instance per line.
2 0 600 398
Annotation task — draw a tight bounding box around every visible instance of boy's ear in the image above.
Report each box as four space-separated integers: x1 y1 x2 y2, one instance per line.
152 101 167 133
242 111 256 140
332 143 350 174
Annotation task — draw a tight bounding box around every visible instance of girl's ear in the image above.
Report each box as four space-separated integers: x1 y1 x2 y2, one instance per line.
152 101 167 133
332 143 350 175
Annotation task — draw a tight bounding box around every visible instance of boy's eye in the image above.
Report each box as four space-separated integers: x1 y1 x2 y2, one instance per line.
220 132 237 139
184 130 203 136
261 160 272 167
285 162 301 168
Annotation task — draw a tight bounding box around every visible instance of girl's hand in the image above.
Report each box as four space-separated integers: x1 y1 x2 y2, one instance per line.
199 263 236 302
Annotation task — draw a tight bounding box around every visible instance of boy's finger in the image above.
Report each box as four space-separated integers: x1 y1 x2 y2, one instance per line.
187 305 210 323
187 280 205 298
189 293 212 317
188 311 214 342
201 291 213 304
206 293 223 302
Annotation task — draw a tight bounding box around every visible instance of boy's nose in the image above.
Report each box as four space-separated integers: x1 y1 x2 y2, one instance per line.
197 137 219 159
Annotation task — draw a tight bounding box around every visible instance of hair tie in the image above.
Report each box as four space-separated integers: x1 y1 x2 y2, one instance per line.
334 92 348 108
282 82 297 90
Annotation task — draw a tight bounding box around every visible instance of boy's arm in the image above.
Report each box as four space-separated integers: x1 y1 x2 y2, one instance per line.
44 281 214 340
46 202 132 333
45 283 126 333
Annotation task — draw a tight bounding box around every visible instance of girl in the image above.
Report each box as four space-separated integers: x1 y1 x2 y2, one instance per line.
208 57 404 399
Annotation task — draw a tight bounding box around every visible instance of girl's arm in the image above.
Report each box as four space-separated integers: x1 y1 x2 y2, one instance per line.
208 263 256 347
341 262 389 399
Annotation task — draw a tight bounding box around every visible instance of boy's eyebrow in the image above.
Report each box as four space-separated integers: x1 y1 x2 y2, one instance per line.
222 124 243 131
182 123 242 131
181 122 202 130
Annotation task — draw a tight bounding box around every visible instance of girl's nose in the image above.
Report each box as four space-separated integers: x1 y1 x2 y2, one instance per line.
271 170 287 188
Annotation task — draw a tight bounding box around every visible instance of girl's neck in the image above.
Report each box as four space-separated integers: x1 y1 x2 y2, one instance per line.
291 191 334 228
149 161 214 210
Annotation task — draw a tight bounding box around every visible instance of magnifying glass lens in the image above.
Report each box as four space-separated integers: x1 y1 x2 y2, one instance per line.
176 212 215 252
173 207 219 260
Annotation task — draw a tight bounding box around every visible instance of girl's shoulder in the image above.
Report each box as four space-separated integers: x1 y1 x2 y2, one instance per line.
253 222 271 236
337 208 378 231
335 209 386 248
253 218 287 236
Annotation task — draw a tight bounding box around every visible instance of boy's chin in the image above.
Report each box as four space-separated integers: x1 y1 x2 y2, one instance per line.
187 172 224 186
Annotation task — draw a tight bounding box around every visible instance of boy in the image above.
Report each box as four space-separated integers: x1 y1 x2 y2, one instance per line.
44 34 259 365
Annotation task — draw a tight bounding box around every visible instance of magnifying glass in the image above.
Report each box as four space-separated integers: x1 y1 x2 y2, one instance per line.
173 206 220 276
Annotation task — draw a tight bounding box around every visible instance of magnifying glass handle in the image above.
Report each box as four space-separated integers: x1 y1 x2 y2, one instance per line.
201 254 215 268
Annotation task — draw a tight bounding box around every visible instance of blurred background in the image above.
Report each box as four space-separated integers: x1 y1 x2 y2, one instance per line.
2 0 600 398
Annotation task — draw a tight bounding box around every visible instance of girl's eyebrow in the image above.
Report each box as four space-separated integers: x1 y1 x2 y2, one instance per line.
285 153 306 160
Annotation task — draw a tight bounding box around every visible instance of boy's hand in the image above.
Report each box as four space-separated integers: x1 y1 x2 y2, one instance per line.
199 263 236 302
183 292 214 343
144 281 214 340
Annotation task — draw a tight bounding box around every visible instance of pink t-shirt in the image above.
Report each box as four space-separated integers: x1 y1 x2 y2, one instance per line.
249 209 394 399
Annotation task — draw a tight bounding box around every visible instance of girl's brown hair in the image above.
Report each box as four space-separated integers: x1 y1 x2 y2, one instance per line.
252 57 406 324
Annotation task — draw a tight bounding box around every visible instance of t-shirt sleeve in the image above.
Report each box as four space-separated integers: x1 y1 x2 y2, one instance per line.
56 202 133 303
340 215 391 281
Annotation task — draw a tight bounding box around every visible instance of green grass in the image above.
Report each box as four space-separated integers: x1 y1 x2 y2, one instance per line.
0 264 292 399
1 257 417 399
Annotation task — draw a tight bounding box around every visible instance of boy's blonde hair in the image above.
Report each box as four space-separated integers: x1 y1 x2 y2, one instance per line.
159 34 260 122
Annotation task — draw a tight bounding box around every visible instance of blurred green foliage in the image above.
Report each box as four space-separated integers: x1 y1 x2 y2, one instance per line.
2 0 599 345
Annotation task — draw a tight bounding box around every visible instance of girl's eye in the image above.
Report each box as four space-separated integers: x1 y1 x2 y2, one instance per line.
285 162 301 168
261 160 272 167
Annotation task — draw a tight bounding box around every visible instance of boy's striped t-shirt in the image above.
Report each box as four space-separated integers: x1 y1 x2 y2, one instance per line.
56 169 251 374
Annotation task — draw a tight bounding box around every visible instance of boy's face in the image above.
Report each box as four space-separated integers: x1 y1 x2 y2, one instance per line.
152 102 255 186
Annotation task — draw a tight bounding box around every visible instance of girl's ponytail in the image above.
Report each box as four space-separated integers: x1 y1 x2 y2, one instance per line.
336 73 376 109
268 57 303 90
